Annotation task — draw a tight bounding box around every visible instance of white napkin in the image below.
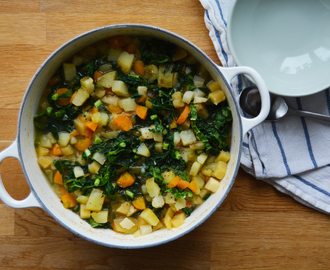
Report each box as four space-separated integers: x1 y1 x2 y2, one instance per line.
200 0 330 214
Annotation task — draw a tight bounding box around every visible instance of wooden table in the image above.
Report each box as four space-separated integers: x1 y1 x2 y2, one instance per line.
1 1 329 269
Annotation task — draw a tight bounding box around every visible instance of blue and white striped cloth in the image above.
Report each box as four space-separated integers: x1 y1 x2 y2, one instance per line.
200 0 330 214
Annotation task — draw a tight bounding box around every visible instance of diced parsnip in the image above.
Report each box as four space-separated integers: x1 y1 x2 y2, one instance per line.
58 132 70 147
182 91 194 104
179 148 196 163
127 205 138 217
101 94 119 106
216 150 231 163
193 88 206 97
86 188 105 211
212 161 228 180
97 70 117 88
140 208 160 226
180 129 197 146
140 225 152 236
158 64 174 88
98 111 109 127
120 217 136 230
204 177 221 193
74 117 86 136
195 103 209 119
38 156 53 169
194 96 208 104
137 86 147 95
139 127 155 140
39 134 53 148
38 146 49 156
102 130 120 139
72 88 89 106
173 132 181 146
161 170 176 183
80 204 91 219
193 175 205 189
146 178 160 198
73 166 85 178
145 64 158 82
89 161 101 174
63 63 76 81
113 217 138 234
164 207 175 230
136 143 151 157
152 195 165 208
118 51 134 74
77 195 89 204
165 192 176 204
190 161 202 176
174 198 186 211
171 212 186 228
193 75 205 88
207 81 221 92
112 80 130 97
197 153 208 165
107 48 123 62
116 201 132 216
209 90 226 105
119 97 136 111
93 152 106 165
91 210 108 223
61 145 75 156
80 77 95 94
201 162 217 177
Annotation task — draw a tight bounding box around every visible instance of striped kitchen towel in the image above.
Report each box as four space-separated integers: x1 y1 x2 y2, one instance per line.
200 0 330 214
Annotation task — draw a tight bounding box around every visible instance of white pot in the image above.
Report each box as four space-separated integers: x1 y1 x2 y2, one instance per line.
0 25 270 249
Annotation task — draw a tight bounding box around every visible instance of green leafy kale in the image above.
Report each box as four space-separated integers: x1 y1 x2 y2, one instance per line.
139 38 176 65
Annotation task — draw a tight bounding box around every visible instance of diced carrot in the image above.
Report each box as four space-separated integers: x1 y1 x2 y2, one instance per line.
52 144 63 156
167 176 180 188
176 105 191 125
48 75 61 86
54 170 63 185
61 193 77 209
132 196 146 210
133 60 145 76
74 138 92 151
70 130 80 137
116 172 135 188
60 186 68 196
55 88 71 106
109 35 126 48
135 104 148 120
70 91 77 104
94 70 102 83
137 95 147 103
113 115 133 131
107 105 123 114
176 179 189 190
125 44 137 54
85 128 93 138
188 180 198 194
85 121 98 132
170 118 177 129
91 107 98 114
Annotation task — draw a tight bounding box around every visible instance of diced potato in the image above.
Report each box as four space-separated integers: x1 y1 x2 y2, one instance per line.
101 94 119 106
161 170 176 183
152 195 165 208
120 217 136 230
39 134 53 148
212 161 228 180
127 205 138 217
193 175 205 189
182 91 194 104
216 150 231 163
158 64 174 88
137 86 147 95
189 141 205 150
73 166 85 178
173 99 185 108
155 142 163 152
113 217 138 234
70 136 78 145
207 81 221 92
180 129 197 146
133 229 141 238
91 210 108 223
136 143 151 157
102 130 120 139
180 118 191 130
146 178 160 198
139 127 155 140
74 117 86 136
38 146 49 156
86 188 105 211
201 162 217 177
140 225 153 236
209 90 226 105
58 132 70 147
63 63 76 81
118 51 134 74
95 87 106 98
119 97 136 111
80 204 91 219
38 156 53 169
61 145 75 156
174 198 186 211
91 112 101 123
199 188 209 199
190 161 202 176
93 152 106 165
98 63 112 73
193 75 205 88
153 221 165 232
107 48 123 62
194 96 208 104
172 91 183 100
204 177 221 193
173 132 181 146
72 88 89 106
112 80 130 97
97 70 117 88
116 201 132 216
80 77 95 94
145 64 158 82
171 212 186 228
89 161 101 175
77 195 89 204
99 111 109 127
179 148 196 163
164 207 175 230
165 192 176 204
193 88 206 97
153 132 163 142
140 208 160 226
195 103 209 119
197 153 208 165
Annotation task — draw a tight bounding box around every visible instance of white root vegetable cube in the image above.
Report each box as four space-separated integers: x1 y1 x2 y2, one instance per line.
91 112 101 123
63 63 76 81
102 130 120 139
140 225 153 236
158 64 174 88
174 198 186 211
38 157 53 169
194 96 208 104
193 175 205 189
201 162 217 177
209 90 226 105
93 152 106 165
39 134 53 148
182 91 194 104
207 81 221 92
180 129 197 146
161 170 176 183
192 195 204 205
116 201 132 215
139 127 155 139
127 205 138 217
119 97 136 111
118 51 134 74
171 212 186 228
61 145 75 156
101 94 119 106
77 195 89 204
173 132 181 146
179 148 196 163
58 132 70 147
197 153 208 165
91 210 108 223
136 143 151 157
193 88 206 97
204 177 221 193
107 48 123 62
190 161 202 176
165 192 176 204
120 217 136 230
113 217 138 234
216 150 231 163
89 161 101 175
213 161 228 180
74 117 86 136
153 132 163 142
164 207 175 230
146 178 160 197
193 75 205 88
72 88 90 106
97 70 117 88
86 188 105 211
80 77 95 94
38 146 49 156
99 111 109 127
140 208 160 226
152 195 165 208
137 86 147 95
112 80 130 97
80 204 91 219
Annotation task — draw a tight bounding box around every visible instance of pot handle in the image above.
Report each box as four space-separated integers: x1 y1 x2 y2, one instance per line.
0 140 42 208
218 66 270 136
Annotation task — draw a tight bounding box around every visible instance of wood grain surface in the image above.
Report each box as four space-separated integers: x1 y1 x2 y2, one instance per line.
0 1 329 269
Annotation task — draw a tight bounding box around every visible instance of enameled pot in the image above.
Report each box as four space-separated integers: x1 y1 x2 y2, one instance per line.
0 25 270 249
